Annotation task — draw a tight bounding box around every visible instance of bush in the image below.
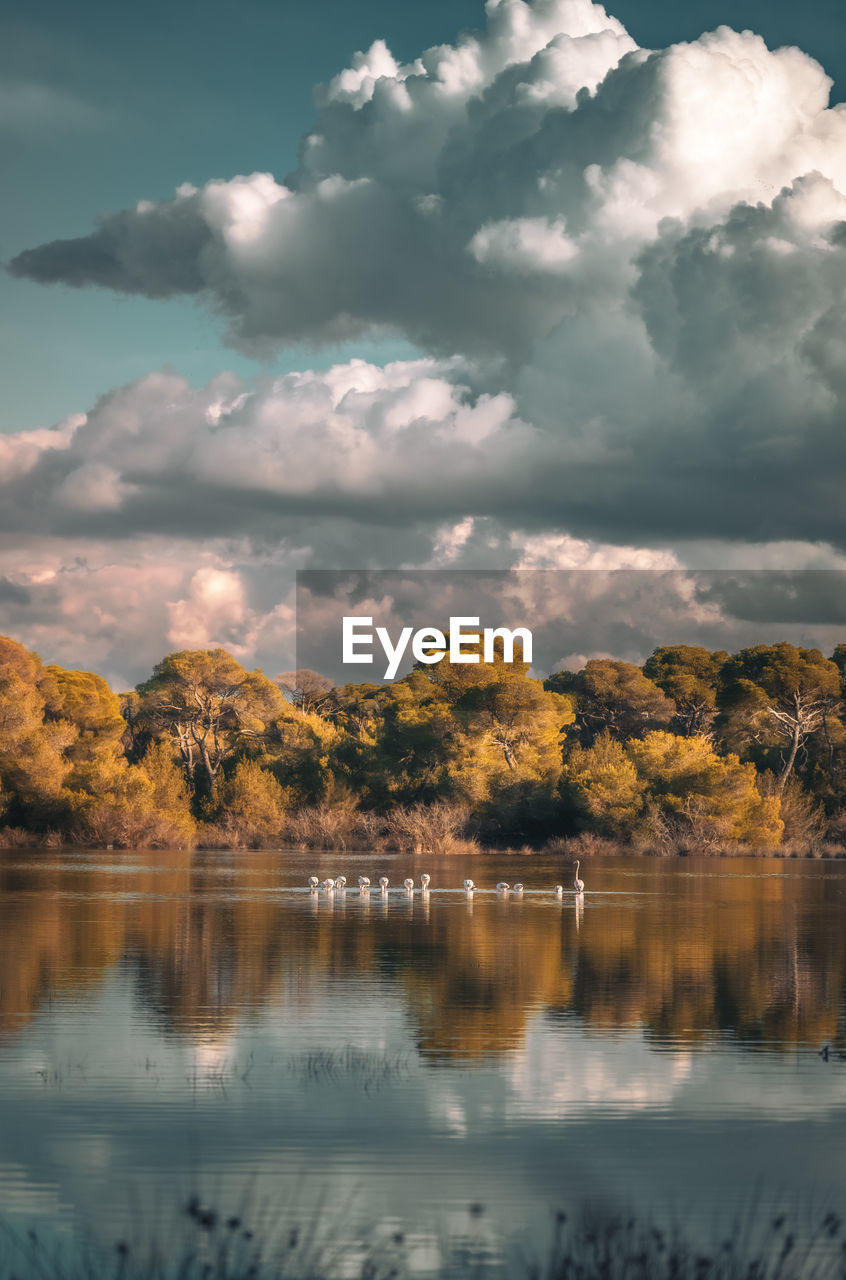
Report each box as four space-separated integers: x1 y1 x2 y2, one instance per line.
285 803 383 850
384 800 477 854
217 760 286 845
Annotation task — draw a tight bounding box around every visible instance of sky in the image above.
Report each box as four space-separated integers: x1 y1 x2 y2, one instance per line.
3 0 846 687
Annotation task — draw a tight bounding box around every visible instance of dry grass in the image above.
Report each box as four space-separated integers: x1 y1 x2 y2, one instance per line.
197 799 480 855
75 806 196 850
0 826 48 848
540 829 846 859
541 833 621 858
384 801 477 855
284 803 384 851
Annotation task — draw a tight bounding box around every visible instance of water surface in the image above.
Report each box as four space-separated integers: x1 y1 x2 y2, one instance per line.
0 849 844 1270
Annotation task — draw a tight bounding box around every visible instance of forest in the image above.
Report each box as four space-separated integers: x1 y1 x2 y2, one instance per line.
1 632 845 854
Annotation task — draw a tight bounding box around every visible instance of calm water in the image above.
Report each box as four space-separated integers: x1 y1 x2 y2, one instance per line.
0 848 845 1271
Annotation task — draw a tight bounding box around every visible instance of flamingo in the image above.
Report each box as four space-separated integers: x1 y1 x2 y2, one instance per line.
463 878 475 892
496 881 510 893
420 873 431 891
574 861 585 893
335 876 347 890
403 878 414 892
554 884 564 897
358 876 371 891
512 883 524 895
322 878 335 891
307 876 319 890
379 876 389 891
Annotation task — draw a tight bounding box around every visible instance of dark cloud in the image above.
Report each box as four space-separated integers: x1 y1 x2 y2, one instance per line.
295 569 846 684
692 571 846 627
0 577 29 604
9 199 213 296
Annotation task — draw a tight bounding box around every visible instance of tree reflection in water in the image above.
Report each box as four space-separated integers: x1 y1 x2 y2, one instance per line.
0 849 844 1061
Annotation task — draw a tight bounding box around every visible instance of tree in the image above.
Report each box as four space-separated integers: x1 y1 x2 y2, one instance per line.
561 730 782 846
561 733 645 836
264 705 341 807
332 671 461 808
119 690 148 761
218 760 286 842
0 637 70 822
0 637 48 756
42 667 145 834
717 644 841 796
831 643 846 688
547 659 674 745
325 682 389 741
628 731 782 847
139 740 196 845
454 673 570 774
643 645 728 738
424 644 573 825
276 669 334 716
44 667 125 768
136 650 285 800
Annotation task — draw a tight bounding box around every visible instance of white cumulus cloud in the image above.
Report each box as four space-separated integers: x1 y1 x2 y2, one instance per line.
6 0 846 671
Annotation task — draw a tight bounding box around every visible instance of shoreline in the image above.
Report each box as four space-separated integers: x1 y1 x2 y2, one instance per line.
2 828 845 860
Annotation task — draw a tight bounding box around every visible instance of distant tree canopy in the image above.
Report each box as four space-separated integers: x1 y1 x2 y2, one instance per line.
717 644 841 794
135 649 284 797
276 669 335 717
546 659 674 744
3 634 846 849
643 646 727 738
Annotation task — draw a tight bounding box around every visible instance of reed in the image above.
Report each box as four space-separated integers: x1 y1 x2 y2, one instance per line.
2 1201 844 1280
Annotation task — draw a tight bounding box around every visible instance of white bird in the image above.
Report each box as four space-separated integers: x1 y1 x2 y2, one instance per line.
379 875 389 891
420 873 431 890
573 860 585 893
322 878 335 891
496 881 510 892
554 884 564 897
358 876 371 890
512 883 524 895
307 876 319 890
403 877 414 892
463 878 475 892
335 876 347 890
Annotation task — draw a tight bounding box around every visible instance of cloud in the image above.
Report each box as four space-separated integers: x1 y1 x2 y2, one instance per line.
5 335 846 556
9 6 843 355
294 565 846 685
2 523 846 689
6 0 846 672
1 348 846 685
167 567 250 651
468 215 579 272
0 360 537 543
9 0 846 558
0 535 303 688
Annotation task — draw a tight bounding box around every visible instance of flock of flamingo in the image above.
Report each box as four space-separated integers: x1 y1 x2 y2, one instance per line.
306 860 586 897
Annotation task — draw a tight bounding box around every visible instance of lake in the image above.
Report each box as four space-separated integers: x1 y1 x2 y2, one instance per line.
0 848 845 1275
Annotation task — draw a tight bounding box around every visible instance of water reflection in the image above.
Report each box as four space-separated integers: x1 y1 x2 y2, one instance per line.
0 850 844 1060
1 849 846 1262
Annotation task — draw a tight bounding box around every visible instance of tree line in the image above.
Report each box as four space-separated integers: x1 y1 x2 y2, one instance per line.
1 632 845 852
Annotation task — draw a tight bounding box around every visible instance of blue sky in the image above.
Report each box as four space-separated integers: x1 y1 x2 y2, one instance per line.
4 0 846 433
4 0 846 683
